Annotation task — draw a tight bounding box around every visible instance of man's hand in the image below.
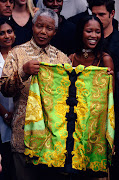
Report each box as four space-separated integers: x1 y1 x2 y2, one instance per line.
23 60 40 75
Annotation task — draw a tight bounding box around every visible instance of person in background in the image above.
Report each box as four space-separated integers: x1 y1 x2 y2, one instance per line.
68 0 118 31
0 8 71 180
69 15 114 70
0 0 35 47
36 0 87 19
115 0 119 29
11 0 33 46
33 0 76 55
0 0 14 18
60 0 87 19
69 14 114 180
87 0 119 72
87 0 119 178
0 17 15 180
0 1 14 178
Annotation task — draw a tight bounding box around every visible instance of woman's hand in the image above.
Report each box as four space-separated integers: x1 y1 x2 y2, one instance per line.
33 7 39 14
107 67 114 75
107 67 115 94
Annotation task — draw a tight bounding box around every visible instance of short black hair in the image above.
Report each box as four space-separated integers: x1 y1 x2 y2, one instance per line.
75 15 104 61
87 0 115 13
0 17 14 30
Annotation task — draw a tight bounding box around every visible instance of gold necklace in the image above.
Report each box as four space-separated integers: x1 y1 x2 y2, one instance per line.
82 49 92 59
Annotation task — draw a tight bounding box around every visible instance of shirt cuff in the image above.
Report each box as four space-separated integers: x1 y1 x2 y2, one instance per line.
19 68 31 82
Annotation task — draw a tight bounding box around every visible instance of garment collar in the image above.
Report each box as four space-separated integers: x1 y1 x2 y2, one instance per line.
30 38 51 56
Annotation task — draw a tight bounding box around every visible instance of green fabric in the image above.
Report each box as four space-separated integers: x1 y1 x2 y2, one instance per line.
24 62 115 172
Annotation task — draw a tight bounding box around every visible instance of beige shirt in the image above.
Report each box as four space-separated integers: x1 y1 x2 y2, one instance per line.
1 38 71 153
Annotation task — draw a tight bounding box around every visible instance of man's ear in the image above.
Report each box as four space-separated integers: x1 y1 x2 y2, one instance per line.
54 28 58 36
111 10 115 18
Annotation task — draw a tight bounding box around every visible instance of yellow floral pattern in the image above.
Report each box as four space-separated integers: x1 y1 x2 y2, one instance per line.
24 64 115 172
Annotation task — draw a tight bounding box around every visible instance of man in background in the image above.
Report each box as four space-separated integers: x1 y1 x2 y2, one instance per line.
0 0 14 17
37 0 87 19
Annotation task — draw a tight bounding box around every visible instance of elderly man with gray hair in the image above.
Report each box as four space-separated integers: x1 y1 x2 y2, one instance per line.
0 8 71 180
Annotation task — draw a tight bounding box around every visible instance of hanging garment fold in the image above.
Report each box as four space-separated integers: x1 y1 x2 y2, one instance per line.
24 62 115 172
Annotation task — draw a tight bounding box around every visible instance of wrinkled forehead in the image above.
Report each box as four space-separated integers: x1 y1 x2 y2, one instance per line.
35 15 55 26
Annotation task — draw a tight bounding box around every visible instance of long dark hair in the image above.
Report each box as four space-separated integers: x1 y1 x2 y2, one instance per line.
75 15 104 62
0 17 14 31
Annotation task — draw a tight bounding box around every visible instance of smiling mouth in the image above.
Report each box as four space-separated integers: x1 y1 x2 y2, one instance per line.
4 39 12 43
53 8 59 11
88 39 98 45
88 39 97 43
52 7 60 12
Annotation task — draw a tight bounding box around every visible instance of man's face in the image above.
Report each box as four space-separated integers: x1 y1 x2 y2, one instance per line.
0 0 14 17
43 0 63 16
92 5 114 30
32 15 56 48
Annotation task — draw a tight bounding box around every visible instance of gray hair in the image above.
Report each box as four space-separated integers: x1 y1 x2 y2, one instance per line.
32 8 59 29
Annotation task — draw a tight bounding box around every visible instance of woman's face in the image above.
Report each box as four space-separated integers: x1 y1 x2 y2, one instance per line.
15 0 27 6
0 23 15 47
83 19 101 49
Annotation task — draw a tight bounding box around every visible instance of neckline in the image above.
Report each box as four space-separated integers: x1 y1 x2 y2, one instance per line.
72 53 100 67
11 15 31 28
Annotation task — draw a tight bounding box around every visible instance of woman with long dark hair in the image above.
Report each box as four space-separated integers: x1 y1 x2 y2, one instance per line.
69 15 114 72
69 15 114 180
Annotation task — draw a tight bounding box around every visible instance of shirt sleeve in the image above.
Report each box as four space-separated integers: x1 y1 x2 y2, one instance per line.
0 49 30 97
75 0 87 13
57 50 72 65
